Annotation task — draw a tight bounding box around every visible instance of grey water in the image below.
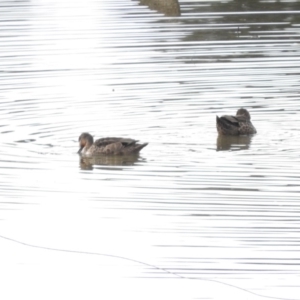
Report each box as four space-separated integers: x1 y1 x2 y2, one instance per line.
1 0 300 299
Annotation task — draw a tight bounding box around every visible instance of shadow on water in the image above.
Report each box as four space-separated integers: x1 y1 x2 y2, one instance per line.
136 0 181 16
216 134 254 151
79 155 144 170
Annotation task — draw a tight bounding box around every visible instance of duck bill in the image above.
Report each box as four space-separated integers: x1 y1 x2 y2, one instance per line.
78 146 84 154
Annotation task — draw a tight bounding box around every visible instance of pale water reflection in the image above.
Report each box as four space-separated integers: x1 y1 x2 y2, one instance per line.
1 0 300 300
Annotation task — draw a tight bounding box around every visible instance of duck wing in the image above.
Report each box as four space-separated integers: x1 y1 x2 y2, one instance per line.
221 114 248 124
94 137 138 147
219 115 239 124
216 115 240 135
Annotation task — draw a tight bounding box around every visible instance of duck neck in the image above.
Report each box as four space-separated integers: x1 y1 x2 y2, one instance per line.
84 136 94 150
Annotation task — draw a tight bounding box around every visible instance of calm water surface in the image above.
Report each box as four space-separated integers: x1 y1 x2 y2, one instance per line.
1 1 300 299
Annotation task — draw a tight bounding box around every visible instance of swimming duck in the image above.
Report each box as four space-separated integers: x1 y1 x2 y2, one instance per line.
78 132 148 155
216 108 257 135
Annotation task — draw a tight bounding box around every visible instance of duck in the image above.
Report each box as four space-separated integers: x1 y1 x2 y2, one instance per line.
216 108 257 135
78 132 148 156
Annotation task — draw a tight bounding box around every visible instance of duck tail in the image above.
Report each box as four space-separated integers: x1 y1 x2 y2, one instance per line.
132 143 148 153
216 116 234 135
216 116 228 129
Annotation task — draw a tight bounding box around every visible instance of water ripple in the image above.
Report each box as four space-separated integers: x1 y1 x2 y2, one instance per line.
1 0 300 299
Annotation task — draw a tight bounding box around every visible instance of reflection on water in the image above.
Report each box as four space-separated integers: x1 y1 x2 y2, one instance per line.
216 134 253 151
79 154 144 170
1 0 300 300
183 0 300 44
137 0 181 16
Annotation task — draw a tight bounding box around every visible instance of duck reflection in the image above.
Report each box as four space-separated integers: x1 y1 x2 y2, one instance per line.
216 135 253 151
79 154 143 170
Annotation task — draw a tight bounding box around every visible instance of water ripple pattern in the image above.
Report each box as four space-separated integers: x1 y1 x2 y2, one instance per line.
0 1 300 300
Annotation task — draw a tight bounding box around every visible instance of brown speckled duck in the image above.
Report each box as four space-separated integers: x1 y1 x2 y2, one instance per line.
216 108 257 135
78 132 148 156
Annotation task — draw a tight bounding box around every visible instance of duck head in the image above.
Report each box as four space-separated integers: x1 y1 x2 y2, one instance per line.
236 108 251 120
78 132 94 154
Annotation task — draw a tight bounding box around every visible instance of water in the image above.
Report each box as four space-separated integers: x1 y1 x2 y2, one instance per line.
1 0 300 299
